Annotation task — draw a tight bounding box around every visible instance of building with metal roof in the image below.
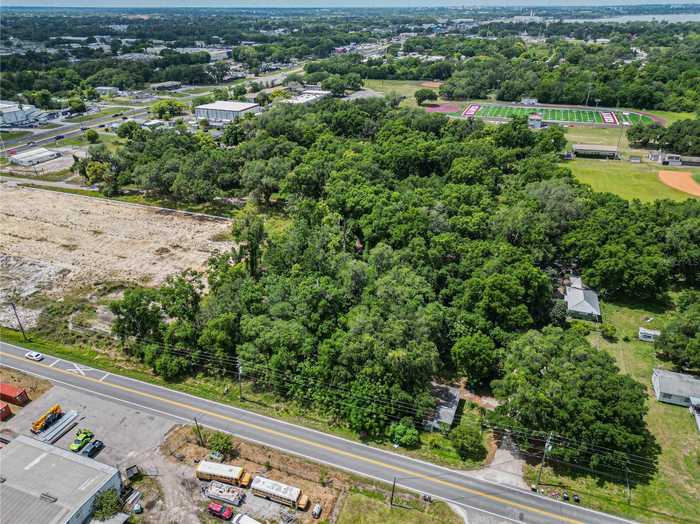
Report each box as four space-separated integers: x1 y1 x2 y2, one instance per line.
0 100 44 126
652 369 700 432
564 276 601 322
652 369 700 407
424 383 461 432
194 101 261 123
572 143 619 160
9 147 61 166
0 435 121 524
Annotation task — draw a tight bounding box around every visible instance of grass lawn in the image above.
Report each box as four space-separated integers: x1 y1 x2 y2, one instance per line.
0 130 32 141
567 158 697 202
64 107 129 123
646 110 696 126
525 301 700 523
364 79 441 107
54 132 124 151
565 126 644 156
38 122 62 129
337 490 462 524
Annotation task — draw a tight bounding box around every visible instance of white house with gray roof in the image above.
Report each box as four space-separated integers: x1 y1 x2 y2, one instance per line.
652 369 700 432
564 276 601 322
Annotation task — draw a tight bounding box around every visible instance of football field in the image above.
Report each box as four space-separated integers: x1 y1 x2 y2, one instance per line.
469 104 655 126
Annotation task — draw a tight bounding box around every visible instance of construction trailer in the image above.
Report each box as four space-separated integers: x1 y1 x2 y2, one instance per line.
250 476 309 510
196 460 252 487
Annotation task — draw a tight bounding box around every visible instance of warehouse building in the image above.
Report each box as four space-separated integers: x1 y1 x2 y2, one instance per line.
0 100 44 126
9 147 61 166
194 101 261 123
0 435 122 524
149 81 181 91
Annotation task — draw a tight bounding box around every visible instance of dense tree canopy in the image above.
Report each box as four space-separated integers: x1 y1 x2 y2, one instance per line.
107 96 698 457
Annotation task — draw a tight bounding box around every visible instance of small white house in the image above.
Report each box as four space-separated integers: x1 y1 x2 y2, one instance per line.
564 276 601 322
652 369 700 407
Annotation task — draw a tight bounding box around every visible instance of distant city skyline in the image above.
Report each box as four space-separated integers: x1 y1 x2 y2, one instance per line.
5 0 700 8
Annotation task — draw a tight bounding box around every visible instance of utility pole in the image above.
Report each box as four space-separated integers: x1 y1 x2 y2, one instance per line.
625 465 631 504
390 477 396 507
237 361 243 401
536 432 553 487
193 417 205 447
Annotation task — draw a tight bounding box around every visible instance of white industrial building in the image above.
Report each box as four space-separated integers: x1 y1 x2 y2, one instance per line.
0 100 44 126
194 101 261 123
281 89 332 105
9 147 61 166
0 435 122 524
95 86 120 96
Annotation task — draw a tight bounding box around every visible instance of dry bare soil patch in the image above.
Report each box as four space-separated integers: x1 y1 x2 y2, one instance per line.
0 185 233 298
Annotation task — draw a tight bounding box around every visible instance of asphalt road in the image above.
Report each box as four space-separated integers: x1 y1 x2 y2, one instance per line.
0 341 633 524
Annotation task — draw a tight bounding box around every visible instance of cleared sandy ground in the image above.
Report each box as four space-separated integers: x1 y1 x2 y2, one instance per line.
0 185 233 297
658 170 700 197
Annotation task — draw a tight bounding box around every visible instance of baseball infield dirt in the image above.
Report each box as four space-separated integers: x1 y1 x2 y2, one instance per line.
658 170 700 197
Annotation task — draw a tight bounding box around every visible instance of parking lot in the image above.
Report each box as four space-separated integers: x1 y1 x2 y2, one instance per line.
1 384 175 468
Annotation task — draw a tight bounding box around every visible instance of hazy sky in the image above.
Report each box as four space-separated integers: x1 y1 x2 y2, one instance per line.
5 0 700 7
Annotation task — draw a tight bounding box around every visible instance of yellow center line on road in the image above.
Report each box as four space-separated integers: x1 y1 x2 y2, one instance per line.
0 350 582 524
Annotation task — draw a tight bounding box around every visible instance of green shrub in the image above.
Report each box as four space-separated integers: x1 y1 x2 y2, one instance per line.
93 489 120 521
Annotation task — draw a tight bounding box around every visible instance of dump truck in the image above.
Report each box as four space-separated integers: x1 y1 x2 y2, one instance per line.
195 461 252 488
31 404 62 433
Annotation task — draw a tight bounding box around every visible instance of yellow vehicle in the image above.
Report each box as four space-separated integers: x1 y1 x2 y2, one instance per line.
195 461 252 488
31 404 62 433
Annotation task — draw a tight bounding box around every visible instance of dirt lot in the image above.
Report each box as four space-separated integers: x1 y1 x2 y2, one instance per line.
162 425 348 524
0 366 52 419
0 185 233 299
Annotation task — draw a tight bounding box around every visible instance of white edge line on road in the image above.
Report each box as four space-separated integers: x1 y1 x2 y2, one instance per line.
0 344 636 524
0 360 525 523
0 360 525 522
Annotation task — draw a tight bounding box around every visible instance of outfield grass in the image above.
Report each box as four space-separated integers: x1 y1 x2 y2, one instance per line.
526 301 700 523
338 490 462 524
568 159 697 202
646 110 697 126
64 107 130 123
0 130 32 141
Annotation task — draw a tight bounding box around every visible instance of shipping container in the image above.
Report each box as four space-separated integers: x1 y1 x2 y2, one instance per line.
0 383 29 405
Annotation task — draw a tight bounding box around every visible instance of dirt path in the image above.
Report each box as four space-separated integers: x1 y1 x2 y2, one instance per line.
658 170 700 197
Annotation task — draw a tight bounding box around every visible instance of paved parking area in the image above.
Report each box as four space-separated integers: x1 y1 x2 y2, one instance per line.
1 384 175 469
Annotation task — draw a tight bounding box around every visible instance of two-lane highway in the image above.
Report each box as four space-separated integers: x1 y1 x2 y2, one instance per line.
0 341 633 524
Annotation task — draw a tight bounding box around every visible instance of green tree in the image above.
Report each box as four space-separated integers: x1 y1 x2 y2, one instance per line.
92 489 120 521
451 332 497 386
655 294 700 371
110 288 163 342
85 129 99 143
491 327 658 471
414 88 437 106
449 423 486 461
